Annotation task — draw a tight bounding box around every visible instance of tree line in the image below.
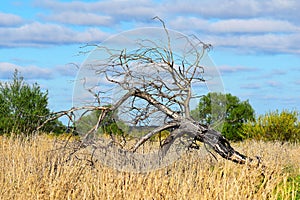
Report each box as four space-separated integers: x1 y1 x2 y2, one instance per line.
0 70 299 143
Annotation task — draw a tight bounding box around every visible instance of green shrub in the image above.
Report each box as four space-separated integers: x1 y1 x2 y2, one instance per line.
0 70 65 136
242 110 300 142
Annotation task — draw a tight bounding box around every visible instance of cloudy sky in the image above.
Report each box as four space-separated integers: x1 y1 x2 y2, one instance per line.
1 0 300 121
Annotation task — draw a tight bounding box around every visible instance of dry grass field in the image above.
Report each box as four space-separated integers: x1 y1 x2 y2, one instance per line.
0 134 299 200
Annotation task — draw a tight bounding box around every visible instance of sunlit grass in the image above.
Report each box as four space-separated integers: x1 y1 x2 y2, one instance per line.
0 134 299 200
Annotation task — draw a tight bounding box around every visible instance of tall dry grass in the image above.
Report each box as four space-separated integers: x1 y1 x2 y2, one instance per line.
0 135 299 200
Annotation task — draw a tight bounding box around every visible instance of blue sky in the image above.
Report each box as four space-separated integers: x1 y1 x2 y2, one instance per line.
1 0 300 121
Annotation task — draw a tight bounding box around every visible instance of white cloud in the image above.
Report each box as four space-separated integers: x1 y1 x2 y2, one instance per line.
35 0 156 21
42 12 113 26
0 22 108 47
169 17 209 31
34 0 300 26
0 62 80 80
0 62 53 79
164 0 260 18
209 19 300 33
204 33 300 54
0 0 299 55
166 0 300 23
0 12 23 26
169 17 300 33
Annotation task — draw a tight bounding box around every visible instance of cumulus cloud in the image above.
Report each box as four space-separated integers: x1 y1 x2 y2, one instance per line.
0 22 108 47
209 19 300 33
0 62 80 80
1 0 299 55
0 12 23 27
0 62 53 79
162 0 261 18
166 0 300 23
168 17 209 32
42 12 113 26
169 17 300 35
34 0 300 26
204 33 300 54
34 0 156 20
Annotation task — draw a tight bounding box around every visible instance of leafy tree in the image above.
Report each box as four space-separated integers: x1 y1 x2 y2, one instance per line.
191 92 255 141
242 110 300 142
0 70 65 136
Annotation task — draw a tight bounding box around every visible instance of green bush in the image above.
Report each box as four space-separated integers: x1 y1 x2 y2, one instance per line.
242 110 300 142
0 70 65 136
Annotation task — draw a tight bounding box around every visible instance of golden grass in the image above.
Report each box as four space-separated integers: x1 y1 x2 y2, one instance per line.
0 135 299 200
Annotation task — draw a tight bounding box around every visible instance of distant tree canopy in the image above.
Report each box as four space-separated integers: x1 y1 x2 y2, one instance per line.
75 107 126 137
191 92 255 141
0 70 65 136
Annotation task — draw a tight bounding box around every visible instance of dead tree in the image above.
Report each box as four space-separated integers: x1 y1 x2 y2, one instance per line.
46 18 260 171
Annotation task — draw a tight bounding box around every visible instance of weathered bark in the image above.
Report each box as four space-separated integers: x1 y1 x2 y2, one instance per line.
130 88 255 165
148 118 254 165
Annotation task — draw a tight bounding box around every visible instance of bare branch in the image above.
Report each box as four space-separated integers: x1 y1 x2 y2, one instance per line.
37 106 110 131
134 89 181 120
132 122 179 152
